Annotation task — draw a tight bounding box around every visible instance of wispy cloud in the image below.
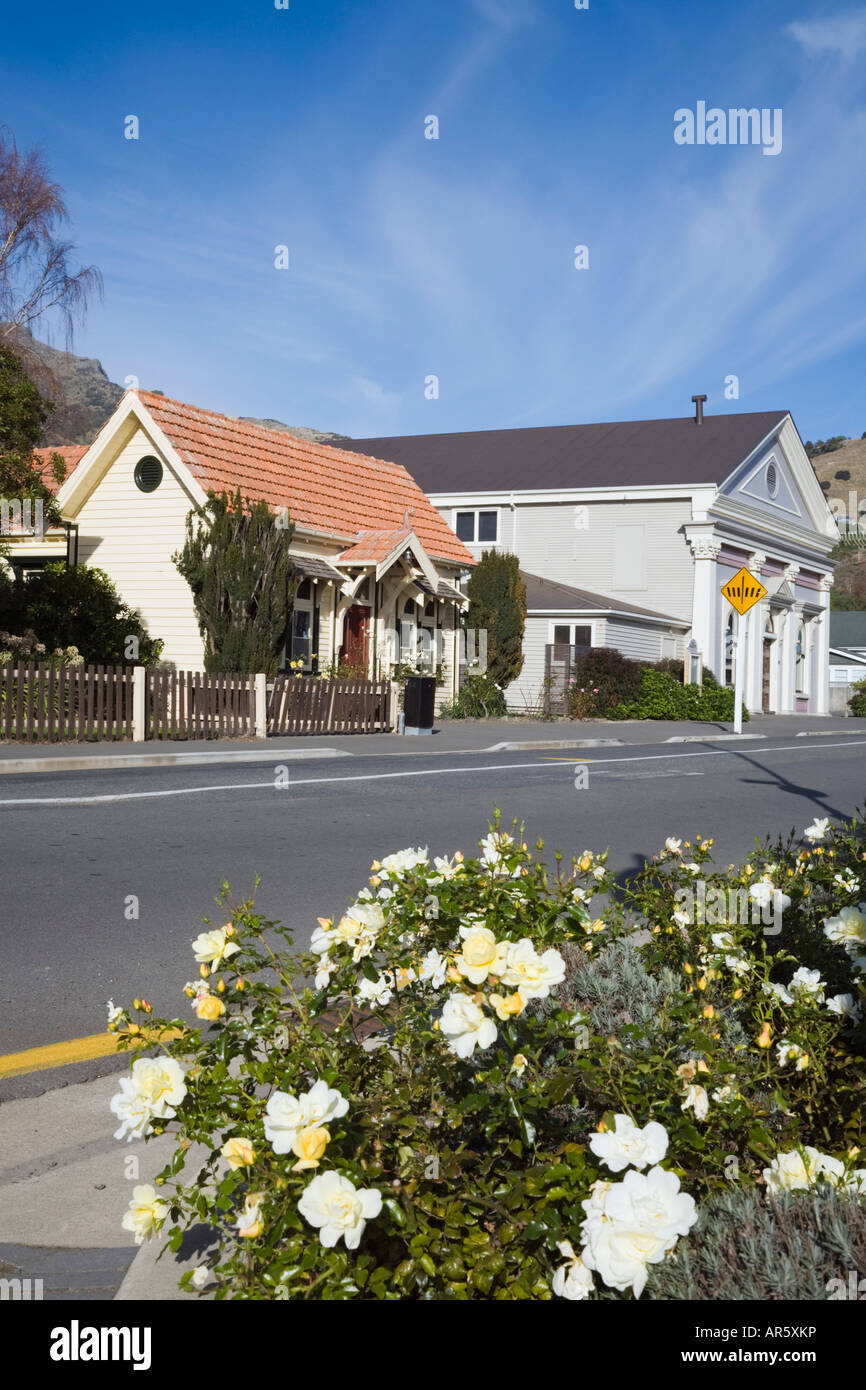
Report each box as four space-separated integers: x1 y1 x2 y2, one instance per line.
787 8 866 57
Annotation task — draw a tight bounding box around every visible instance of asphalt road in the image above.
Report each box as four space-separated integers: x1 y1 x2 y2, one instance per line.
1 735 864 1098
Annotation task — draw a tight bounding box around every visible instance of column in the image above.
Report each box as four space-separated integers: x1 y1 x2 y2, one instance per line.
747 552 767 712
685 530 721 679
813 575 833 715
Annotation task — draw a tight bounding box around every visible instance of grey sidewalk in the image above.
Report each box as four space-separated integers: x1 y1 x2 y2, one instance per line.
0 1073 206 1302
1 712 863 776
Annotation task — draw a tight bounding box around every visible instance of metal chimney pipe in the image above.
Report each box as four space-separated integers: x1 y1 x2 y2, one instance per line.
691 394 707 424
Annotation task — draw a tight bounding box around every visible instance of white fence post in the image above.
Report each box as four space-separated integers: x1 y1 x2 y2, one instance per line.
132 666 146 742
255 673 268 739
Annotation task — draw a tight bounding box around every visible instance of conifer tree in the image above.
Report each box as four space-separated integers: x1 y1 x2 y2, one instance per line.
174 489 299 674
466 550 526 688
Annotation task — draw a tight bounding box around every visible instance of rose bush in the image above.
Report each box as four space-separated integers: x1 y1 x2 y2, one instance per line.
108 809 865 1299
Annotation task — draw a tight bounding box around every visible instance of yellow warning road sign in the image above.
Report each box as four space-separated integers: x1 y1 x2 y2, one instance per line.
721 567 767 616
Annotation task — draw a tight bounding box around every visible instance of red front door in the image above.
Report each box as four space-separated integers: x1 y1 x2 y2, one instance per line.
341 606 370 670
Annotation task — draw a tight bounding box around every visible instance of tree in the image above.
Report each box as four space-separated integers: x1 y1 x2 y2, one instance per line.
174 489 299 674
465 550 526 689
0 128 101 346
0 562 163 663
0 343 64 529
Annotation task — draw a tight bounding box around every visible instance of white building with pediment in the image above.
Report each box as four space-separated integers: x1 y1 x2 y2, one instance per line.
339 401 839 715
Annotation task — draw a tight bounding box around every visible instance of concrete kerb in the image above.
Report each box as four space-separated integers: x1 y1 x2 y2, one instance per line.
0 747 353 775
485 738 624 751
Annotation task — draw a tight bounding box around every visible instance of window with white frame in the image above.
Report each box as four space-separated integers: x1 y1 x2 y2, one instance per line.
454 509 499 545
288 577 316 670
551 622 593 658
795 621 808 694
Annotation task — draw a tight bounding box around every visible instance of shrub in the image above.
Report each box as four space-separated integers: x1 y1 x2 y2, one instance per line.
568 647 643 715
440 672 507 719
646 1186 866 1300
2 563 162 665
849 678 866 717
654 657 719 688
109 810 866 1300
465 551 526 689
618 668 747 722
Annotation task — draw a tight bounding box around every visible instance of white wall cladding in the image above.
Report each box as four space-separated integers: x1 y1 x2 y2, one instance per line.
600 619 665 663
73 425 206 669
504 617 549 712
513 498 694 620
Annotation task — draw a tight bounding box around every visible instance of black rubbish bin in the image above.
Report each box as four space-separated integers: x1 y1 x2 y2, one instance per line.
403 675 436 735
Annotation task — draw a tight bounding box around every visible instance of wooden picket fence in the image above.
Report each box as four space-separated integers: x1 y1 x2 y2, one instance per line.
268 676 392 735
147 668 256 740
0 665 393 743
0 661 134 742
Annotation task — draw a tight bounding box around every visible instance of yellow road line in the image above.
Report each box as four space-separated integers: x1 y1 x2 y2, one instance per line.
0 1027 184 1080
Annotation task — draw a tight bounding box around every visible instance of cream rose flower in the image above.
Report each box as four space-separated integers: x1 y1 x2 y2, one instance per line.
788 967 825 1003
190 1265 210 1290
454 925 509 984
355 972 394 1008
419 948 448 989
681 1084 709 1121
827 993 862 1022
264 1080 349 1153
121 1184 168 1245
297 1171 382 1249
499 938 566 999
378 847 429 878
664 838 682 854
763 1147 846 1194
440 992 497 1059
589 1114 669 1173
236 1193 264 1239
823 903 866 953
804 818 830 843
110 1056 187 1142
551 1240 594 1300
580 1166 697 1298
291 1125 330 1172
191 925 240 973
221 1136 256 1169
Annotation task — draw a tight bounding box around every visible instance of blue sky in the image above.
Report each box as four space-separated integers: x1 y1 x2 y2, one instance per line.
2 0 865 443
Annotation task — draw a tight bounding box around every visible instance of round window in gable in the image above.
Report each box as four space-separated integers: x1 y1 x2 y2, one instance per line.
765 461 778 498
134 455 163 493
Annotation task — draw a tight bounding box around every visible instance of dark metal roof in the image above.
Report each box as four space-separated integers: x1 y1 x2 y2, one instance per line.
337 412 789 494
292 554 345 583
520 571 689 626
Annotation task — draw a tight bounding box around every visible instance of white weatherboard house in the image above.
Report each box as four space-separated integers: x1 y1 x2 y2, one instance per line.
339 401 839 714
4 390 473 699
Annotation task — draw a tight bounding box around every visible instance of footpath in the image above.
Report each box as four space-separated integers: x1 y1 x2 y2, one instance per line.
1 712 862 776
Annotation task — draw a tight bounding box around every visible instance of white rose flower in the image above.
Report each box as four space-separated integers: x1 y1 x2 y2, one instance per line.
297 1171 382 1249
749 880 792 914
428 855 463 882
440 992 497 1059
355 972 394 1008
190 1265 210 1290
664 838 682 854
711 1084 738 1104
803 818 830 843
378 847 429 878
264 1080 349 1152
551 1240 594 1300
106 999 123 1025
681 1084 709 1122
683 862 701 876
763 1147 846 1194
499 938 566 999
589 1114 669 1173
672 909 691 928
776 1040 809 1070
823 903 866 951
580 1166 697 1298
454 925 509 984
110 1056 187 1142
191 926 240 973
121 1184 168 1245
788 967 825 1003
833 871 860 894
419 948 448 988
826 993 862 1023
763 980 794 1006
314 956 336 990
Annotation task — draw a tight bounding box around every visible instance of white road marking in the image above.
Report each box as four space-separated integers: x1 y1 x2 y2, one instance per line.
0 738 862 808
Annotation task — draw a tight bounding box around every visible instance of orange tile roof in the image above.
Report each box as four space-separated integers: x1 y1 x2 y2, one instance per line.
135 391 473 567
337 526 413 564
33 445 88 487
